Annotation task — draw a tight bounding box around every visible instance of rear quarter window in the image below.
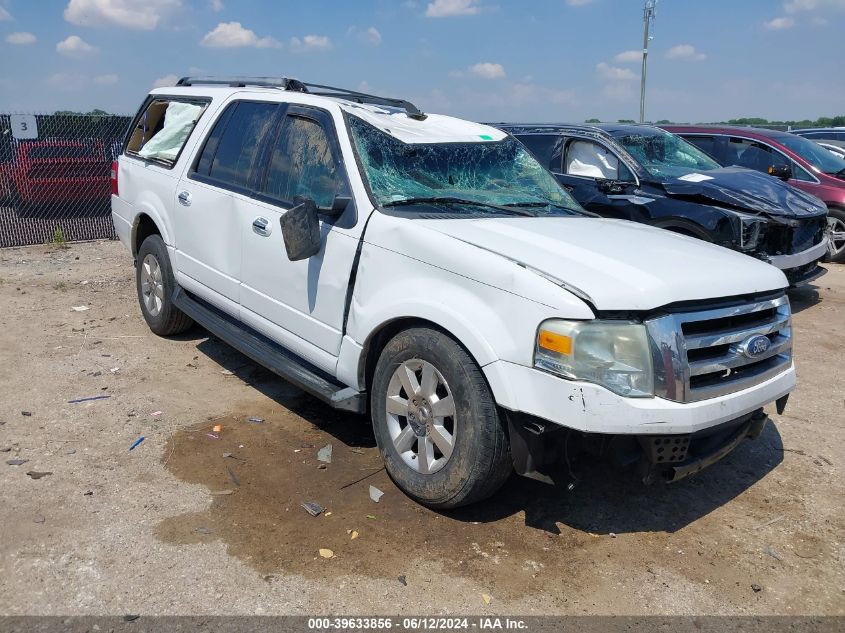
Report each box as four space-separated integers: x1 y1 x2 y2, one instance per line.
125 96 209 168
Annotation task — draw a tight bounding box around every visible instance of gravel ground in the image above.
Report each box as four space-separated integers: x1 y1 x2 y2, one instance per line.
0 240 842 616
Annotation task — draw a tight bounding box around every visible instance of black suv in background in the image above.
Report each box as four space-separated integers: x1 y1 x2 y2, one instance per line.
497 123 829 285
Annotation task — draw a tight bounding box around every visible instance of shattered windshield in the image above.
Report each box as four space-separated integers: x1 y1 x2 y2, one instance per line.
347 114 585 216
616 129 721 180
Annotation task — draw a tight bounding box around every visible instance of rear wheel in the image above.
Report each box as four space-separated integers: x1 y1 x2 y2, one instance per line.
135 234 193 336
371 327 512 509
826 208 845 263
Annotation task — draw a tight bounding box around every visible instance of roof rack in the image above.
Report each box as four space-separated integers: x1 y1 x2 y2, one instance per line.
175 76 427 121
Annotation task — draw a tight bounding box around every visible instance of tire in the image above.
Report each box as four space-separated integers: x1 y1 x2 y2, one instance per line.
135 234 193 336
826 207 845 264
371 327 512 509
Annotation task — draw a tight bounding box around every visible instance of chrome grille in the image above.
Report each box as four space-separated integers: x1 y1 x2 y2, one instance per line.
646 295 792 403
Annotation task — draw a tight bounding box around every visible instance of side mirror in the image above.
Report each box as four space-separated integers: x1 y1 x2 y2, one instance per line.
768 164 792 181
279 197 321 261
597 178 630 195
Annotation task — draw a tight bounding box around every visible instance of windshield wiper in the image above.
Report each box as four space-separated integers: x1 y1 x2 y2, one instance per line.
503 201 591 216
383 197 535 217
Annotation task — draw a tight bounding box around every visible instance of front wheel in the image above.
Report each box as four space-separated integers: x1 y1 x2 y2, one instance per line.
826 208 845 264
135 234 193 336
371 327 512 509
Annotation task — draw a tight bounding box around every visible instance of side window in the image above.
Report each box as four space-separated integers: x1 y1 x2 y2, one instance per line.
207 101 278 189
790 161 815 182
515 134 559 171
126 98 207 166
684 135 717 159
726 138 788 173
564 140 622 180
261 114 342 208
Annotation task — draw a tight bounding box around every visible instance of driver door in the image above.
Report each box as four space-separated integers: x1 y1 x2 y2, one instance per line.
239 105 360 372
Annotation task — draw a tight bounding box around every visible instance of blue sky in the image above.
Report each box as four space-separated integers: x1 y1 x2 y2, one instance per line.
0 0 843 122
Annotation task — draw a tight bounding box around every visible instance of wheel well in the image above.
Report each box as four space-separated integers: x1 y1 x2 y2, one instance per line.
360 317 482 395
133 214 160 257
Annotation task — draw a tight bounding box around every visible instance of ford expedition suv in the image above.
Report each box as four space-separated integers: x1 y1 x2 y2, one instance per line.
499 123 829 284
112 78 796 508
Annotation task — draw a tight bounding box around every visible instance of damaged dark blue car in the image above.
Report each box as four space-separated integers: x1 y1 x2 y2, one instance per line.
496 123 829 285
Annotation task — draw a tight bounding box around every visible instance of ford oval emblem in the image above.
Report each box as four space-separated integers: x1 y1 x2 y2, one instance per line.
738 334 771 359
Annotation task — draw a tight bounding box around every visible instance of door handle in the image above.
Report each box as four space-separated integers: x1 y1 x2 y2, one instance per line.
177 191 192 206
252 217 272 237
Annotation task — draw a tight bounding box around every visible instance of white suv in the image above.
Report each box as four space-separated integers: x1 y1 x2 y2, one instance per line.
111 77 796 507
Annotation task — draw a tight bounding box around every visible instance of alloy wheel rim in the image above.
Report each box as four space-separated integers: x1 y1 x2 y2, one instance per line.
828 217 845 259
385 358 457 475
140 253 164 317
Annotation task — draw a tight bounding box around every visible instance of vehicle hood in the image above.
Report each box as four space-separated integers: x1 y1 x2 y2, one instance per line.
417 217 788 311
659 167 827 218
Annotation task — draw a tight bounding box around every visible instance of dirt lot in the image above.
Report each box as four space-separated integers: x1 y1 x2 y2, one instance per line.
0 240 842 616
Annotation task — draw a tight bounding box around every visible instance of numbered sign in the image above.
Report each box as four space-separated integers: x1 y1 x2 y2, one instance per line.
10 114 38 140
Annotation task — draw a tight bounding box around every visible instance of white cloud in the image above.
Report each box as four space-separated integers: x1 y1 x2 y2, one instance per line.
665 44 706 61
784 0 845 12
289 34 332 52
94 73 118 85
152 73 178 88
200 22 280 48
468 62 506 79
596 62 637 81
364 26 381 45
45 72 88 90
64 0 182 30
614 50 642 63
425 0 481 17
0 6 11 21
6 32 37 45
56 35 98 58
209 0 223 11
566 0 595 5
764 16 795 29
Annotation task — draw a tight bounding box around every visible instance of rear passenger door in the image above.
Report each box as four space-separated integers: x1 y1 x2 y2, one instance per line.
238 105 361 372
176 100 280 313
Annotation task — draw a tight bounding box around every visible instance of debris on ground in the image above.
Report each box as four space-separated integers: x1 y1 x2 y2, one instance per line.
366 514 377 520
71 305 89 312
319 548 334 559
301 501 324 517
110 367 120 374
66 448 76 455
6 459 28 466
609 532 617 538
129 437 145 451
150 411 162 417
753 515 785 530
398 575 407 586
227 466 240 487
26 471 53 479
33 515 45 524
206 433 219 440
369 485 384 503
765 545 784 561
67 396 111 404
210 490 235 496
347 530 359 540
248 417 264 424
123 615 140 622
21 411 32 417
317 444 332 463
212 424 222 433
221 369 234 376
195 526 212 535
0 447 10 452
751 584 762 593
481 593 492 605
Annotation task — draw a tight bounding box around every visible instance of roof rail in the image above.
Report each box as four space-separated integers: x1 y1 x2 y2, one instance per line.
174 76 426 120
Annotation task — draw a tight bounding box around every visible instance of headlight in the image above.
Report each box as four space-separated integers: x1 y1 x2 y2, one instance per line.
732 211 767 250
534 320 654 397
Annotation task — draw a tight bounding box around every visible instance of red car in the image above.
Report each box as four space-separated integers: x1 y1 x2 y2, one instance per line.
0 139 110 217
663 126 845 263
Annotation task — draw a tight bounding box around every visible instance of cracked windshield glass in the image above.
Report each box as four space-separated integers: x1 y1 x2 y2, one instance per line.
617 128 721 180
347 114 584 215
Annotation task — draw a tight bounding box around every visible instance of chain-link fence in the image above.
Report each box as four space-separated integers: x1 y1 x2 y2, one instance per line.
0 113 131 248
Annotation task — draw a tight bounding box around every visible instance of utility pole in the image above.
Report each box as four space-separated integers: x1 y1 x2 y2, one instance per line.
639 0 658 123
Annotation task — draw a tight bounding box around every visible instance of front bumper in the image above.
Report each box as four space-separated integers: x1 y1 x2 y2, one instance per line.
484 359 795 435
767 237 828 271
